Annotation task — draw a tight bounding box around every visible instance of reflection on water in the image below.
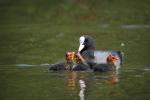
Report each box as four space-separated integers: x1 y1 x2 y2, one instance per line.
94 71 120 100
107 71 120 100
66 70 120 100
0 64 150 100
66 71 88 100
79 79 86 100
108 71 119 84
67 71 77 91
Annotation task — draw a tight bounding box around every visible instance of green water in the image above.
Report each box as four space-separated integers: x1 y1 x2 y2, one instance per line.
0 65 150 100
0 0 150 100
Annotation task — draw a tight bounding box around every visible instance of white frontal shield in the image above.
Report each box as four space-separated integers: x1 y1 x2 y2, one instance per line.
78 36 85 52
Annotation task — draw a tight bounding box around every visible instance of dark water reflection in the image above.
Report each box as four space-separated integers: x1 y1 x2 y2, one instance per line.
0 65 150 100
64 66 150 100
65 70 120 100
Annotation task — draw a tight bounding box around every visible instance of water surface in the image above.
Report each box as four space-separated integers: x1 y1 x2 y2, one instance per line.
0 64 149 100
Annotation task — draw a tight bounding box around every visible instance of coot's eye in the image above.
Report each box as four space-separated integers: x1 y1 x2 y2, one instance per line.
83 38 88 45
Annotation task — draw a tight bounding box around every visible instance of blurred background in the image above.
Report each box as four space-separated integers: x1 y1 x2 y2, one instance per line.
0 0 150 100
0 0 150 66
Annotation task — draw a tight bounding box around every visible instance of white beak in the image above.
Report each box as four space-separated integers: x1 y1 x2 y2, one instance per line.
78 44 85 52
